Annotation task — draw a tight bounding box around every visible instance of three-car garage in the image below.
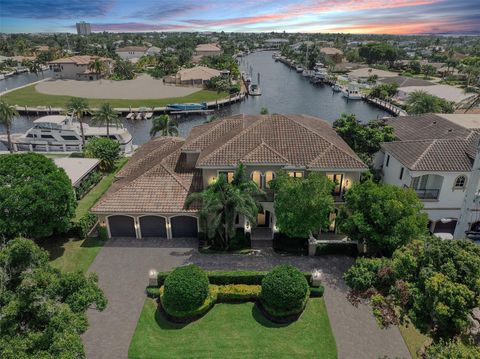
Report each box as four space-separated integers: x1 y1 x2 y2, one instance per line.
106 214 198 239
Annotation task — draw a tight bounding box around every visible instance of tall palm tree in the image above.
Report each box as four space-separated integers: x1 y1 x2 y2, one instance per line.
92 103 121 136
185 165 261 249
149 114 178 137
26 60 42 78
88 58 105 78
66 97 90 145
405 90 441 114
0 100 19 153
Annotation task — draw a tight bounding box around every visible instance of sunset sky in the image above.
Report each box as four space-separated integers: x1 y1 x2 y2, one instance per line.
1 0 479 34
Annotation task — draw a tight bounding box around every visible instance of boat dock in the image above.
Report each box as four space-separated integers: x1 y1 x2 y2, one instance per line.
364 97 407 117
12 92 246 117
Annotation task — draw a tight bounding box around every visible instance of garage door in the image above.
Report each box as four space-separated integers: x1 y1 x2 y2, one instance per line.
434 220 457 235
171 216 198 238
108 215 136 238
139 216 167 238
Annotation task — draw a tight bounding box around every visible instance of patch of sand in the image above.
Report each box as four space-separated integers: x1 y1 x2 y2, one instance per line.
36 74 199 99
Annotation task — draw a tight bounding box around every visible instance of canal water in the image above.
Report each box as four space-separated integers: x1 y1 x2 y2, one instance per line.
0 51 387 150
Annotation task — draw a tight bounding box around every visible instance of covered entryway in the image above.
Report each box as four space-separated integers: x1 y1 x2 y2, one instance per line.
108 215 136 238
171 216 198 238
139 216 167 238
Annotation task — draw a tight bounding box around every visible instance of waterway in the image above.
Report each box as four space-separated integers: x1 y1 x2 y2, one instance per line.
0 51 387 150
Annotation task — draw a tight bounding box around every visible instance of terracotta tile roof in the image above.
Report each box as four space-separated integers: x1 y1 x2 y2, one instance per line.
91 114 367 214
197 114 367 169
382 114 480 172
49 55 111 65
115 46 148 52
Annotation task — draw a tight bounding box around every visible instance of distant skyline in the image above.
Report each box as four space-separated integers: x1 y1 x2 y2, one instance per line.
1 0 479 35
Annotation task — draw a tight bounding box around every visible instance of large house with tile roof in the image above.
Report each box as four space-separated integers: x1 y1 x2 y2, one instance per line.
49 55 113 80
91 114 367 243
374 113 480 238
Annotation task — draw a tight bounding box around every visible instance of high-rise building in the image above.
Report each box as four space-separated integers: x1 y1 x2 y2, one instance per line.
76 22 91 35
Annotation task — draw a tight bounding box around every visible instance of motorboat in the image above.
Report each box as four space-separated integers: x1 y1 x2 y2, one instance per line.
0 115 133 153
166 102 207 111
272 53 281 61
248 83 261 96
302 69 314 77
313 69 329 82
295 65 303 73
342 84 363 100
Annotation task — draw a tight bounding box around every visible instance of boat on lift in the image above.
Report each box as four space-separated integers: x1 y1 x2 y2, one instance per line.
248 83 261 96
332 83 342 92
342 84 363 100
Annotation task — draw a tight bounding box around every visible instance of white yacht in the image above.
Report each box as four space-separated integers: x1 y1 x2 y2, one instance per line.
342 84 363 100
332 83 342 92
295 65 303 73
0 115 133 153
248 83 261 96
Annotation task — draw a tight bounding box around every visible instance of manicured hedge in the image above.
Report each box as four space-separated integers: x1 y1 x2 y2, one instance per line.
216 284 261 302
261 265 310 317
157 270 312 286
160 285 217 320
162 265 209 313
316 242 358 257
309 286 325 298
146 286 159 299
71 213 97 239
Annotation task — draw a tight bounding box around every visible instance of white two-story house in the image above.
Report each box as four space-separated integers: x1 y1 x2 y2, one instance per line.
374 113 480 238
91 114 367 247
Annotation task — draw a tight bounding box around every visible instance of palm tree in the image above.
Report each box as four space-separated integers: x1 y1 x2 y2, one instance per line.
149 114 178 137
26 60 42 78
0 100 19 153
92 103 121 136
88 58 105 78
405 90 441 114
66 97 90 145
185 164 262 249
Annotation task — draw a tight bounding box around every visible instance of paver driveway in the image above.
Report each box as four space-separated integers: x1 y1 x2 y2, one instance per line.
82 238 198 359
82 238 410 359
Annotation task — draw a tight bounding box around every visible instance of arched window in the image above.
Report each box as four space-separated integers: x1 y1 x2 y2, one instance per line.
251 171 262 187
454 175 467 189
264 171 275 188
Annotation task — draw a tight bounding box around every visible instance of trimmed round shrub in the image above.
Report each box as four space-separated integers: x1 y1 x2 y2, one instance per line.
261 265 309 314
163 265 209 313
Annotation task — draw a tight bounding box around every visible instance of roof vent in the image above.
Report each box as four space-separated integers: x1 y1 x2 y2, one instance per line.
433 121 437 124
448 129 453 133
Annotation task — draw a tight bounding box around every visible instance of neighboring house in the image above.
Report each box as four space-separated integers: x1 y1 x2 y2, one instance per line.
115 46 148 62
374 113 480 238
165 66 221 86
264 38 289 48
53 157 100 198
320 47 343 56
146 46 161 56
194 43 222 57
48 55 113 80
91 114 367 244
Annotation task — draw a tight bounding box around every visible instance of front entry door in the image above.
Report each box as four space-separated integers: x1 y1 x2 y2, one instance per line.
257 210 270 227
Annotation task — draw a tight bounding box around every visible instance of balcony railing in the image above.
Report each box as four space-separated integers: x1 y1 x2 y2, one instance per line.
414 188 440 200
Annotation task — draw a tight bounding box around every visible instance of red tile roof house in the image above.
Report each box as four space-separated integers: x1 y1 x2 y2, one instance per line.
91 114 367 246
48 55 113 80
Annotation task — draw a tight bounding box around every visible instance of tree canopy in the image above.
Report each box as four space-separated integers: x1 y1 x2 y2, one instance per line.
339 180 428 256
333 113 395 164
359 43 398 66
185 163 261 249
406 90 454 114
84 137 120 172
344 237 480 339
270 171 334 238
0 238 107 358
0 153 76 239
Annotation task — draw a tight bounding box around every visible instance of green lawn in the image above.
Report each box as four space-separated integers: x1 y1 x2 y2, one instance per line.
399 320 432 359
129 298 337 359
39 157 129 272
2 84 228 108
74 157 128 221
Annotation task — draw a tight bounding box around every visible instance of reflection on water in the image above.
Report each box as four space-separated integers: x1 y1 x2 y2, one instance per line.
0 52 388 150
